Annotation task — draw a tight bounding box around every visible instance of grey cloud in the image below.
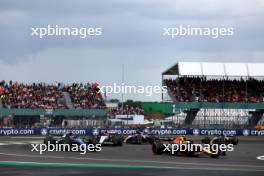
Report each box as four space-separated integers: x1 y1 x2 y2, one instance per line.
0 0 263 101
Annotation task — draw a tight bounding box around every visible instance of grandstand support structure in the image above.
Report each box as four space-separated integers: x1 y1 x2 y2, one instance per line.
183 109 199 127
162 62 264 128
63 92 73 108
162 79 175 102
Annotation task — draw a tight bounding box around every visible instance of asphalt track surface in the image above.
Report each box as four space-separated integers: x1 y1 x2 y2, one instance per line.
0 136 263 176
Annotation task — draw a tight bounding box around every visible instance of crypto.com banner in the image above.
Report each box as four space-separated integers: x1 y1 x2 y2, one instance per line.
0 128 263 136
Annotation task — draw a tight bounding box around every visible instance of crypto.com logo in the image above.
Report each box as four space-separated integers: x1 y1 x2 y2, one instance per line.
41 128 48 136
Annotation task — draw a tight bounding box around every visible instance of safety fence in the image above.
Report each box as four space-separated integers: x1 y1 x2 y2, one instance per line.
0 108 107 116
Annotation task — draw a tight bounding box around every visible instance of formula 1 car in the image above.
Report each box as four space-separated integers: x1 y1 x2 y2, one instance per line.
92 130 123 146
123 130 155 144
152 136 226 158
44 132 98 149
201 135 238 145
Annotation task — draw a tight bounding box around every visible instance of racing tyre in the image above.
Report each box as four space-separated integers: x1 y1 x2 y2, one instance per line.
85 136 98 145
112 136 123 146
44 136 56 145
115 136 123 146
126 137 141 144
201 137 210 144
186 151 196 157
210 153 220 158
210 148 221 158
147 136 155 144
232 137 238 145
152 141 164 155
186 140 197 157
65 134 73 146
117 140 123 146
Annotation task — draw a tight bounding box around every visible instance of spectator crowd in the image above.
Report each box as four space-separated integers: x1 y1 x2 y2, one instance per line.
0 80 105 109
63 83 105 109
107 105 145 118
165 77 264 103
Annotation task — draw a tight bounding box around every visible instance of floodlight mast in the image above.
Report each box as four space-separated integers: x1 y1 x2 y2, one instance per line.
121 64 124 114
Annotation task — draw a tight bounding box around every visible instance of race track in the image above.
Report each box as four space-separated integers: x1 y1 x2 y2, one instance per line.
0 136 263 176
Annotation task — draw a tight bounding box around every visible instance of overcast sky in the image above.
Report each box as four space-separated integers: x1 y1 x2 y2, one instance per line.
0 0 263 101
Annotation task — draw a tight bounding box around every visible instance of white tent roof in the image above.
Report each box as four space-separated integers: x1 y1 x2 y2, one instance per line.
202 62 225 76
178 62 202 76
247 63 264 77
164 62 264 77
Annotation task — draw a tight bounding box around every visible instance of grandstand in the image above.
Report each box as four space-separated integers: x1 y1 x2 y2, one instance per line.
0 81 107 128
162 62 264 128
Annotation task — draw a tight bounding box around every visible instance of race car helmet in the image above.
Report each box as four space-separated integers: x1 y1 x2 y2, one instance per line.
173 136 186 143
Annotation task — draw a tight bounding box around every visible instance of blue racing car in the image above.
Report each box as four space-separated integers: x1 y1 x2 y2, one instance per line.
44 132 98 149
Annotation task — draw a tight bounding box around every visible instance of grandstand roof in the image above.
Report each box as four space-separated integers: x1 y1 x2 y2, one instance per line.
162 62 264 77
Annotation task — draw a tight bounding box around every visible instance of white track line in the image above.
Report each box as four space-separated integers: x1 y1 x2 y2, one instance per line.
0 143 9 146
0 160 263 172
0 152 263 172
256 155 264 161
0 141 41 145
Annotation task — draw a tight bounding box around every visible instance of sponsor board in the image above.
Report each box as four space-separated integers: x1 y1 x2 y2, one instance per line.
248 129 264 136
199 129 237 136
193 128 200 136
0 128 264 136
242 129 250 136
40 128 48 136
149 129 188 135
0 129 35 135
